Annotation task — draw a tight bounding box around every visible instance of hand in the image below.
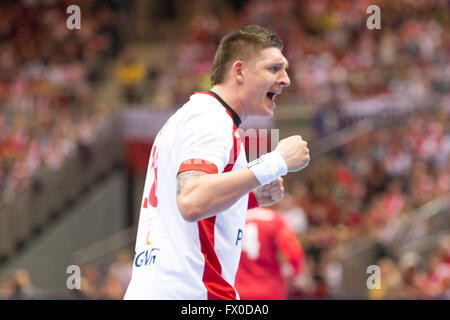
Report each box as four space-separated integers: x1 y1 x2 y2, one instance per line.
253 177 285 206
275 135 310 172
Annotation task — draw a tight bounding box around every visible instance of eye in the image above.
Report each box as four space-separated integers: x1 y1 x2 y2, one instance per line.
269 66 280 72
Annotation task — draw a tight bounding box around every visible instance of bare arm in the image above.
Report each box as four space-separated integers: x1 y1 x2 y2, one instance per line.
176 134 310 223
176 168 260 222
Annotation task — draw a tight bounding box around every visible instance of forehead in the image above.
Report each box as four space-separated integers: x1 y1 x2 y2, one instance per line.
252 47 289 67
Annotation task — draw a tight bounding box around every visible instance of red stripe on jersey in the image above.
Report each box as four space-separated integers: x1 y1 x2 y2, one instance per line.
193 91 241 300
247 192 259 209
198 217 237 300
194 91 216 99
178 159 218 174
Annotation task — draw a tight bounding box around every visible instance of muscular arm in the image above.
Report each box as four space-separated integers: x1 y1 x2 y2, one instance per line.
176 134 310 222
176 168 260 222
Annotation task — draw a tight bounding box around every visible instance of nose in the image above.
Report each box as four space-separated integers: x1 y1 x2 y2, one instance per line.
278 68 291 88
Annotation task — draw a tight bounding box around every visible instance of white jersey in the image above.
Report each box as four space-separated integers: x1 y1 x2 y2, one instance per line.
124 91 249 300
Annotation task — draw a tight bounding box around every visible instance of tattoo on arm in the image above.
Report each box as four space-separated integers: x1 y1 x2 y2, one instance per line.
176 171 208 195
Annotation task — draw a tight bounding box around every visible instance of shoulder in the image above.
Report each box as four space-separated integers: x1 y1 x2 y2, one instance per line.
178 93 235 135
184 93 232 120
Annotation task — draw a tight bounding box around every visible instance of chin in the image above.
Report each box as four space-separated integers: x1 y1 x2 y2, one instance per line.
263 103 275 116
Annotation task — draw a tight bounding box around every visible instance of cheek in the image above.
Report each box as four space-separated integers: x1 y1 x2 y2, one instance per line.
246 73 270 93
254 84 271 100
245 85 266 105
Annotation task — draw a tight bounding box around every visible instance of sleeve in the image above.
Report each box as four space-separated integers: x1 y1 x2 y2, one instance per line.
177 110 234 175
275 212 304 276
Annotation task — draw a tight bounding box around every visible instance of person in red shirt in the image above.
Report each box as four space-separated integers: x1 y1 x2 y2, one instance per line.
235 206 304 300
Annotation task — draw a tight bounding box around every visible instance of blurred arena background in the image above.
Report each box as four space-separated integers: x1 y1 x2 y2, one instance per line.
0 0 449 300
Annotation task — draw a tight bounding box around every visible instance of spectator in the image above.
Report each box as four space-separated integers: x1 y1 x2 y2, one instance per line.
368 257 402 300
108 250 133 290
8 269 35 300
0 0 126 203
79 264 101 300
115 54 146 104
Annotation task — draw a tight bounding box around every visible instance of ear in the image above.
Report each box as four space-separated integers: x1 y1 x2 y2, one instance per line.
231 60 245 83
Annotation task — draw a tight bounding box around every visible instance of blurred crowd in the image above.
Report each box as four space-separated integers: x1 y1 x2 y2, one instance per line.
367 235 450 299
1 232 448 300
1 0 449 300
75 250 133 300
271 102 450 299
283 233 450 299
0 250 133 300
2 0 448 202
0 0 127 203
297 106 450 233
131 0 450 108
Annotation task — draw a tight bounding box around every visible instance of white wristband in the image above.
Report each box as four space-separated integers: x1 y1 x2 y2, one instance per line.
247 149 288 186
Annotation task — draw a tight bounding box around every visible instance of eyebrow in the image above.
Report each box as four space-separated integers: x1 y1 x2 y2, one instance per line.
269 61 289 69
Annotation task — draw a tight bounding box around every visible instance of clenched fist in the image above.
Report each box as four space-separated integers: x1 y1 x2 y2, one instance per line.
275 135 310 172
253 177 285 206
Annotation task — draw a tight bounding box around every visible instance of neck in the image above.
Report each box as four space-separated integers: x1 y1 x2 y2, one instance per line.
209 84 246 121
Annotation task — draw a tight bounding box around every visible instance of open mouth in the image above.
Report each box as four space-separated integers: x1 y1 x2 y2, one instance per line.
266 90 279 105
267 92 276 100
